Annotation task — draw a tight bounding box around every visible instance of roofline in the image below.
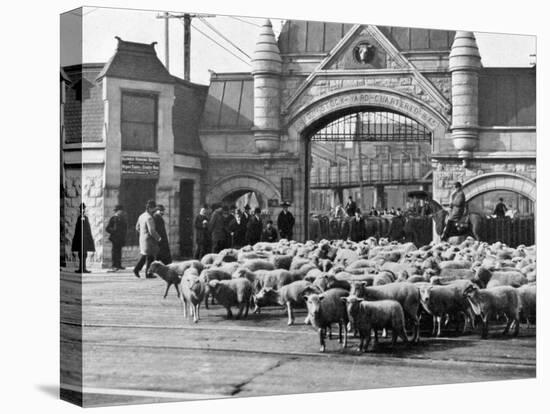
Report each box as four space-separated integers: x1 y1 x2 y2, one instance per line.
172 75 210 90
210 72 253 81
63 63 106 72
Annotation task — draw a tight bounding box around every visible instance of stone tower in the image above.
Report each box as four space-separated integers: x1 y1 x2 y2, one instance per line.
251 19 282 152
449 31 482 160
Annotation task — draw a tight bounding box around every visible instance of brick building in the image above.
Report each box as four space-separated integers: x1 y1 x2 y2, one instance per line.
61 21 536 268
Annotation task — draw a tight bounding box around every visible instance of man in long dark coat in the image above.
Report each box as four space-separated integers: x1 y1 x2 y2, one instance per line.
227 206 246 248
443 181 467 240
349 209 366 242
277 201 295 240
106 204 127 271
494 198 508 218
345 196 357 217
245 207 263 246
209 204 226 253
134 199 161 278
261 220 279 242
153 205 172 264
194 207 209 259
71 202 95 273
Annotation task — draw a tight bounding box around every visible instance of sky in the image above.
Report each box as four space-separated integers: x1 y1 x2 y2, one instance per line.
60 6 537 85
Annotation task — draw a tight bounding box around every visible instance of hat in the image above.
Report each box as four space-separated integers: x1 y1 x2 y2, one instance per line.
114 204 123 212
281 201 291 207
244 204 251 211
254 207 261 214
156 204 165 212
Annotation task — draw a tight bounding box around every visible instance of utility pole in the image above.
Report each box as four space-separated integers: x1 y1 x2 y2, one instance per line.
156 12 170 71
156 12 215 81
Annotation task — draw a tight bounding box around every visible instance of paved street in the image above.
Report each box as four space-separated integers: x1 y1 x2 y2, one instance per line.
60 270 536 407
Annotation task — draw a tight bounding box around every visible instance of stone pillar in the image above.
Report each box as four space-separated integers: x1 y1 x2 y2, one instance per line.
251 19 282 153
449 31 482 160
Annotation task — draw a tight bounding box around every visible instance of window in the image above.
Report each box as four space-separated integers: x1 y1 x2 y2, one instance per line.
121 92 158 151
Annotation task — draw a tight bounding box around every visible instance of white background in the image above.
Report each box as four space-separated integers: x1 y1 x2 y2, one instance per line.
0 0 547 413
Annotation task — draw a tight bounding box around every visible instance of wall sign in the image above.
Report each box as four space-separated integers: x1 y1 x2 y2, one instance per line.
121 155 160 177
268 199 279 208
281 178 294 203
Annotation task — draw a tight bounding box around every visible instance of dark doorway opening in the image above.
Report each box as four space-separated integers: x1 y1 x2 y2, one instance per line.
119 178 157 246
179 180 194 257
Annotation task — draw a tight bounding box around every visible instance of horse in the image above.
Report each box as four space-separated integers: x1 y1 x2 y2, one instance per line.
430 201 484 241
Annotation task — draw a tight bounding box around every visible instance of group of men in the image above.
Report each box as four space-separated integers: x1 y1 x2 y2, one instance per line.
193 202 295 259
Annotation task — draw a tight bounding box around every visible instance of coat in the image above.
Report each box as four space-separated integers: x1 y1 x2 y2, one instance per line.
449 189 466 221
345 200 357 216
261 227 279 243
71 215 95 252
136 211 160 256
227 214 246 248
208 209 227 244
194 214 208 240
349 217 366 242
277 210 295 239
245 215 263 246
154 213 172 264
106 214 127 246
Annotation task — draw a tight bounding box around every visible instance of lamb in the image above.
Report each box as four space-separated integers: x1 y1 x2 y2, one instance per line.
348 282 421 342
199 268 233 309
254 280 320 325
517 284 536 328
463 284 520 339
342 297 408 352
148 261 183 308
207 278 253 319
418 280 476 336
180 273 206 323
304 288 349 352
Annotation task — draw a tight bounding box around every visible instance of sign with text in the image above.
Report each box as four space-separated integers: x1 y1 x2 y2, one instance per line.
121 155 160 177
281 178 294 203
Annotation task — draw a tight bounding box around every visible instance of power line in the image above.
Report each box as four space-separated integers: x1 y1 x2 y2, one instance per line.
198 17 251 60
189 21 251 66
228 15 262 28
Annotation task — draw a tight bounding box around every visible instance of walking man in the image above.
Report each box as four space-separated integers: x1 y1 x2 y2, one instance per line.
71 202 95 273
245 207 263 246
277 201 295 240
106 204 127 271
153 205 172 264
134 199 161 279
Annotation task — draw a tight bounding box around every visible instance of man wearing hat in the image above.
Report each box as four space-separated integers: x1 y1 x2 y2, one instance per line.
106 204 127 271
71 202 95 273
153 204 172 265
277 201 295 240
245 207 263 246
208 203 226 253
134 199 161 278
442 181 467 240
242 204 251 227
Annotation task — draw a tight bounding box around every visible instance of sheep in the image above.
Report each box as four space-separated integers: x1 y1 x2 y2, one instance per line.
486 270 528 288
180 273 206 323
200 253 219 266
207 278 253 319
290 257 311 271
418 280 476 336
148 261 183 308
348 282 421 343
241 259 275 272
438 260 472 270
167 259 204 276
254 280 321 325
304 288 349 352
213 248 239 265
439 268 475 280
342 297 408 352
463 284 520 339
373 270 397 286
381 262 419 277
199 268 232 309
270 254 293 270
517 284 536 328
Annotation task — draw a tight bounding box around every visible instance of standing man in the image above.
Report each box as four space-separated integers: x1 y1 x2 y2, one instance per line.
246 207 263 246
228 205 246 248
493 197 508 218
194 207 209 259
106 204 127 271
349 209 366 242
277 201 295 240
153 205 172 265
208 204 226 253
134 199 161 279
242 204 251 227
261 220 279 242
442 181 467 240
345 196 357 217
71 202 95 273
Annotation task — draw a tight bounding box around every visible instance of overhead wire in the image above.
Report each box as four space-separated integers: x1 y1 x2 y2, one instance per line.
228 15 262 28
198 17 251 59
188 21 251 66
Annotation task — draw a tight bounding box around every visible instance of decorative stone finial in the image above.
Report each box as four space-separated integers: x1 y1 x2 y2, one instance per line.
251 19 282 75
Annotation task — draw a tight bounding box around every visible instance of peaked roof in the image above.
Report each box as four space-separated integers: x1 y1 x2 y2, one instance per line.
97 37 174 84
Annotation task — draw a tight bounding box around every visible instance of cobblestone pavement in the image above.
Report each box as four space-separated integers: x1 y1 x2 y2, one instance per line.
60 270 536 407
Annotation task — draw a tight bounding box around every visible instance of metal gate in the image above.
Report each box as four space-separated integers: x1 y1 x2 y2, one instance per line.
483 216 535 247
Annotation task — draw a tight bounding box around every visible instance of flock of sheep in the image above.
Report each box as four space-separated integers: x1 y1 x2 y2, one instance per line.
148 236 536 353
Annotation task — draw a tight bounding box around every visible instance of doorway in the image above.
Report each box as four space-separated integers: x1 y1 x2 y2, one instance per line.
179 180 194 257
119 178 157 246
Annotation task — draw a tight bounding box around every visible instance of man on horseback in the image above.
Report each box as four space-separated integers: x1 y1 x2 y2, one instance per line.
442 181 467 241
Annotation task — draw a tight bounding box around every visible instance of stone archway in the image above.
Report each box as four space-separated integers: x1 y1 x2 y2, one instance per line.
206 173 281 209
462 172 536 202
